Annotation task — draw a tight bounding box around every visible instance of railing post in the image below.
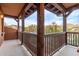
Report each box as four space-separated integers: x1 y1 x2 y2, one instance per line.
65 32 67 45
37 3 44 56
63 12 67 45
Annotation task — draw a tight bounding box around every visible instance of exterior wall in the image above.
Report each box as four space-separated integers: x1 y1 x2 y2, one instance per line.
4 26 17 40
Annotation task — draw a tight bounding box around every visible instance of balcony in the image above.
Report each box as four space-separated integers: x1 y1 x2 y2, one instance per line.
0 32 79 56
0 3 79 56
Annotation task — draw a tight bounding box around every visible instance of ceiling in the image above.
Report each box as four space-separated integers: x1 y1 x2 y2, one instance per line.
62 3 77 8
0 3 78 19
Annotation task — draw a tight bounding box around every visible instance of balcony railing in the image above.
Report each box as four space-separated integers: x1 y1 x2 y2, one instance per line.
18 32 79 56
20 32 66 56
67 32 79 46
22 32 37 56
44 32 65 56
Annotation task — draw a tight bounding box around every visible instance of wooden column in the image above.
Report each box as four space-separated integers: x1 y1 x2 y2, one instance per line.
0 15 4 33
63 13 67 32
1 17 4 32
63 12 67 44
17 18 19 39
21 12 25 45
0 14 4 43
21 18 24 45
0 13 2 32
37 3 44 56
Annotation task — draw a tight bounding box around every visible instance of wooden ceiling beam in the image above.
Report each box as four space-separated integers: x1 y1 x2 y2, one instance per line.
4 14 18 19
55 10 59 13
25 3 33 12
18 3 34 19
18 3 27 17
26 12 30 15
25 9 36 18
66 4 79 16
32 4 37 8
24 4 37 18
29 9 33 13
50 7 56 11
67 4 79 11
46 3 50 7
51 3 66 13
57 3 67 11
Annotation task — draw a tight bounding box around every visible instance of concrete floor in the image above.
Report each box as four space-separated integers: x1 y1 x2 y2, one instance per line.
0 39 32 56
0 40 79 56
53 45 79 56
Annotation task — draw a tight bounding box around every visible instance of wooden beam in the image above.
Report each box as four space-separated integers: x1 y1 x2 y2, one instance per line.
18 3 27 17
67 4 79 11
26 12 30 15
50 7 56 11
46 3 50 7
25 3 33 12
66 10 72 17
65 4 79 17
57 3 66 11
24 4 37 18
18 3 33 18
32 4 37 8
25 9 36 18
51 3 66 13
29 9 33 13
55 10 59 13
4 14 18 19
37 3 44 56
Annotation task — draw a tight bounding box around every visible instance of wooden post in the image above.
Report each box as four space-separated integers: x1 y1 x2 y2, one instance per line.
0 14 4 44
37 3 44 56
63 13 67 32
17 18 19 39
21 12 25 45
63 12 67 45
21 18 24 45
2 17 4 32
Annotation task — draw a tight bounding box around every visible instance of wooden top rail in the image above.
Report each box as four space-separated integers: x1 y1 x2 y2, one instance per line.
22 32 66 36
45 32 66 36
67 32 79 34
23 32 37 35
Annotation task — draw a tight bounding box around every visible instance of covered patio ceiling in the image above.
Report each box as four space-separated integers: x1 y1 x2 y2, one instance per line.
0 3 78 19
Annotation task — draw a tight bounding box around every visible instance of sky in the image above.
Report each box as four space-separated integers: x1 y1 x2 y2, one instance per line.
67 9 79 25
4 9 79 26
25 10 63 26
